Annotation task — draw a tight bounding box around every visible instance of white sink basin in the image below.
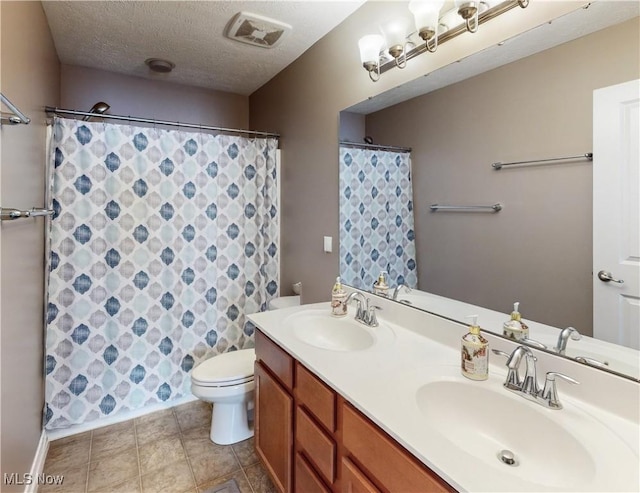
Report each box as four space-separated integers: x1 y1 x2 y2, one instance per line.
284 309 391 351
417 381 591 488
414 375 639 491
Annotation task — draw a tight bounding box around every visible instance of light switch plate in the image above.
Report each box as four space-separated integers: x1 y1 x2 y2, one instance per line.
323 236 332 253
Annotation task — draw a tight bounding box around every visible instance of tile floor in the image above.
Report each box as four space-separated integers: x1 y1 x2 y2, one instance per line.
41 400 276 493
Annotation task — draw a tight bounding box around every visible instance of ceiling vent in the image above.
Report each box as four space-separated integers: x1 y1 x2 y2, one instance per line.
225 12 292 49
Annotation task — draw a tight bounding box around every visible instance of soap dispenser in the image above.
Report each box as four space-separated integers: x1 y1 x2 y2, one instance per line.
331 276 347 317
373 271 389 297
503 302 529 341
461 315 489 381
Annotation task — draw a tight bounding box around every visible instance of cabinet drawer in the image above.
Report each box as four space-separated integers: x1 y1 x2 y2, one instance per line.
295 362 336 432
342 403 453 493
341 458 380 493
296 452 331 493
296 406 336 485
255 329 293 391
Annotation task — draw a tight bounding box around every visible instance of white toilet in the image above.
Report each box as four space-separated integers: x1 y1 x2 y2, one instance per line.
269 295 300 310
190 348 256 445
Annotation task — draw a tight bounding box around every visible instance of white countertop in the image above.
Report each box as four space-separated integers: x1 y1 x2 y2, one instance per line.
248 297 640 492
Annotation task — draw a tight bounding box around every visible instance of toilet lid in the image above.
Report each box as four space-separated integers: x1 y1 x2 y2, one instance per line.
191 348 255 386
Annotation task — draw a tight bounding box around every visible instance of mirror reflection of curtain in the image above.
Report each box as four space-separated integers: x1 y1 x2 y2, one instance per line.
339 146 417 291
44 117 279 430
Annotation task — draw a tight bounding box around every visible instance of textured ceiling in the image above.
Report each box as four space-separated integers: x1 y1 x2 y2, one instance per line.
41 1 365 96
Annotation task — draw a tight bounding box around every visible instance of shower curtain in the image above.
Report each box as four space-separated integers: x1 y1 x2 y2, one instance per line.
44 117 278 430
339 146 417 291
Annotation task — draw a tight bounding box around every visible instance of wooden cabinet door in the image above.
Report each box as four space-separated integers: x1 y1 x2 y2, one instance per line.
255 362 293 493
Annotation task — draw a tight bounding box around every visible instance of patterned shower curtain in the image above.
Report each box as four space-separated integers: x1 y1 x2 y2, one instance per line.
44 117 278 430
339 146 417 291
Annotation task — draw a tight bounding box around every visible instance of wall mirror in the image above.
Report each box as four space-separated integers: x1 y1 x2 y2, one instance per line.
338 1 640 381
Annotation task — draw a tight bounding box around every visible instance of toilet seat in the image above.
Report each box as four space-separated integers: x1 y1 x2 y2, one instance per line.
191 348 255 388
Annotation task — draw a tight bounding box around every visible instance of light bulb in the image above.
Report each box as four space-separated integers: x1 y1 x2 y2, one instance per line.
358 34 384 65
380 17 410 59
358 34 384 81
409 0 445 39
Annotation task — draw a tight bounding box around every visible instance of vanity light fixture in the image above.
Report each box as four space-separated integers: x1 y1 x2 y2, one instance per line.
380 17 410 68
455 0 480 33
358 0 529 82
358 34 385 81
409 0 445 52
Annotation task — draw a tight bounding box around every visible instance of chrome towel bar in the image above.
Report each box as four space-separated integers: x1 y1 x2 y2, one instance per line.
0 93 31 125
492 153 593 170
430 203 502 212
1 207 54 221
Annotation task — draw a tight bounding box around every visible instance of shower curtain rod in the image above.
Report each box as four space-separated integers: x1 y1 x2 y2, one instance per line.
44 106 280 139
339 141 411 153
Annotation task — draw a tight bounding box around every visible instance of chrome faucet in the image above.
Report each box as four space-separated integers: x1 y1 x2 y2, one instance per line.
492 349 521 390
494 345 579 410
506 346 540 397
346 292 379 327
554 327 581 355
392 283 411 300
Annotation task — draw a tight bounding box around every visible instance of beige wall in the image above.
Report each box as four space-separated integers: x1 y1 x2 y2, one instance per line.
60 65 249 129
250 1 582 303
339 112 365 143
364 19 640 335
1 1 60 486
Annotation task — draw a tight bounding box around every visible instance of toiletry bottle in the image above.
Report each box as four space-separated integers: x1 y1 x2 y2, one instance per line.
373 271 389 297
502 302 529 341
331 277 347 317
461 315 489 381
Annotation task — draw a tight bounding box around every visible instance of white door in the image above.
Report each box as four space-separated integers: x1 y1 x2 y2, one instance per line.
593 79 640 349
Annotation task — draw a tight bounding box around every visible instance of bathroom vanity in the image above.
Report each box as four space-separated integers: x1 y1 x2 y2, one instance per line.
248 293 640 492
254 329 453 492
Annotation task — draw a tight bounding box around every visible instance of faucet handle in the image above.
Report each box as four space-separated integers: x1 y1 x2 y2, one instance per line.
540 372 580 409
575 356 609 369
492 349 510 358
522 338 547 350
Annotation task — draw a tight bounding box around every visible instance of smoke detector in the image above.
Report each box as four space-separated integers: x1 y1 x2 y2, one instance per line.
225 12 292 49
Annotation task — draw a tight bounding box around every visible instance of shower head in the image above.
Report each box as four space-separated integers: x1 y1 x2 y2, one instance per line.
82 101 110 121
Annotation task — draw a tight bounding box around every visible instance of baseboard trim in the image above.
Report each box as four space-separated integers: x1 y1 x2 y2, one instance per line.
46 394 198 441
24 430 49 493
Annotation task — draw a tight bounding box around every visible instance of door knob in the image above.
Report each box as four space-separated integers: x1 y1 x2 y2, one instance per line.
597 270 624 284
